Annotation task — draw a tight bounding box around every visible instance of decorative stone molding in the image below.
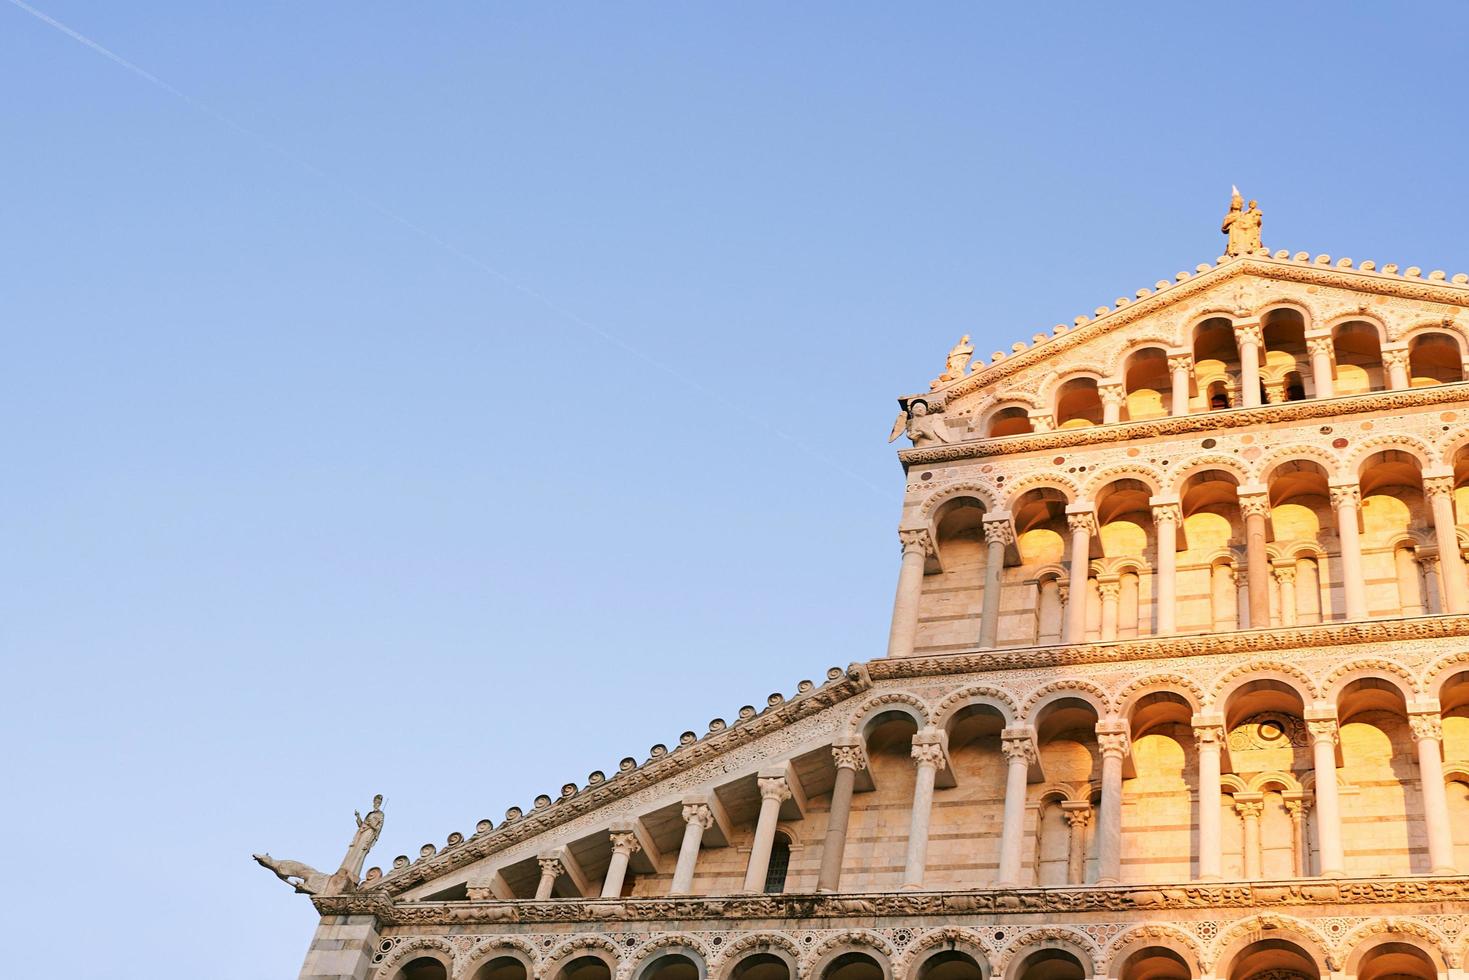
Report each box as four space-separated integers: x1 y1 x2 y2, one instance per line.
757 775 793 804
1409 712 1444 741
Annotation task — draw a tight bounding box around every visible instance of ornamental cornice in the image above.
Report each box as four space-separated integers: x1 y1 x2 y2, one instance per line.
315 874 1469 925
898 382 1469 467
371 666 873 895
864 615 1469 681
915 256 1469 409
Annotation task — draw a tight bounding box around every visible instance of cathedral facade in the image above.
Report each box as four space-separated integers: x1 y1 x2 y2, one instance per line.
276 199 1469 980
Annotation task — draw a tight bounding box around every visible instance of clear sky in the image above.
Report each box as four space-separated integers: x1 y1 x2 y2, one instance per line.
5 3 1468 976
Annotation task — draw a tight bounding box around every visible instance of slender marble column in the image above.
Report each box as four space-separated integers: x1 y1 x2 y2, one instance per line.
1424 473 1469 614
1307 715 1346 876
1384 347 1411 390
903 733 946 888
1395 546 1426 616
742 775 791 893
1063 803 1091 885
887 530 931 658
1098 577 1121 642
1308 336 1335 398
601 830 641 898
1237 322 1264 407
979 516 1014 648
1066 510 1096 644
1168 353 1192 416
996 729 1036 885
1095 724 1129 885
818 742 866 892
1420 555 1445 614
1151 501 1180 635
1284 798 1310 877
1235 796 1264 879
1238 489 1271 628
1100 384 1126 425
670 803 713 895
1410 711 1458 873
534 857 563 900
1274 564 1298 626
1194 721 1225 880
1330 483 1368 620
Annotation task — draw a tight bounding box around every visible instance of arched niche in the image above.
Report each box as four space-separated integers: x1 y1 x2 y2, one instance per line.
471 954 531 980
822 950 890 980
559 955 615 980
636 952 704 980
728 951 795 980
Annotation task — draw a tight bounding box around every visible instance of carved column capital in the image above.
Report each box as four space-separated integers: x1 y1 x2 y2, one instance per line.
1273 564 1296 585
757 776 792 804
983 517 1016 547
1001 731 1037 765
1099 384 1126 408
1097 577 1122 600
1328 483 1361 510
537 857 564 878
831 744 868 772
1234 799 1265 819
1307 336 1335 358
1193 724 1226 750
898 528 934 558
1067 512 1097 537
1283 799 1311 818
911 738 947 769
1062 804 1092 828
1234 323 1264 348
1097 731 1131 759
1167 352 1193 373
1151 502 1182 526
609 831 641 857
1382 348 1410 370
1306 718 1339 746
1410 711 1444 742
681 802 715 829
1238 492 1271 520
1424 475 1455 500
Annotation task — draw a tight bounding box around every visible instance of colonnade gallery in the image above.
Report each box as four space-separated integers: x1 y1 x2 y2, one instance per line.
274 197 1469 980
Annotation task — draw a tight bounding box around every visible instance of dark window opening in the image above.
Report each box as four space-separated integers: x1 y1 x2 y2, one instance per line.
763 836 790 893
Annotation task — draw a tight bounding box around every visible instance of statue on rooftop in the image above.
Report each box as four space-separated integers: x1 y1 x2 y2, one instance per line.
932 334 974 389
1222 186 1264 256
253 794 384 896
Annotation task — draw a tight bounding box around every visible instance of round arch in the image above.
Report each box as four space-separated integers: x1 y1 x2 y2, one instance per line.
900 929 994 980
1104 926 1203 980
1087 467 1165 501
375 939 456 980
1340 922 1450 979
1115 674 1205 719
1257 447 1346 485
462 939 539 980
931 685 1020 730
1210 661 1321 710
847 693 931 739
921 483 999 519
1212 916 1331 980
544 938 622 980
1321 659 1421 703
715 935 802 980
805 932 897 980
1000 930 1099 980
1021 681 1112 724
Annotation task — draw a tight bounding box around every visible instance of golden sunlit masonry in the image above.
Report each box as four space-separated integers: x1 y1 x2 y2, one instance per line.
267 195 1469 980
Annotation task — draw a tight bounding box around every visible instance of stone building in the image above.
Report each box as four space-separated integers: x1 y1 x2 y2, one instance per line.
272 197 1469 980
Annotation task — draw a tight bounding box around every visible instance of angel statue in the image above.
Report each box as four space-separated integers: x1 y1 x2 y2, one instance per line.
1221 186 1264 257
931 334 974 389
887 399 953 448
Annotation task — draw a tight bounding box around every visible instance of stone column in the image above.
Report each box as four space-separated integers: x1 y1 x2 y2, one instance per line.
1062 803 1092 885
1057 582 1071 642
601 829 641 898
742 774 791 893
1263 380 1287 404
1239 488 1272 628
1308 336 1335 398
887 529 932 658
1236 322 1264 407
534 856 563 900
1396 546 1426 616
818 742 867 892
980 515 1014 648
1420 554 1445 614
1095 723 1129 885
1384 347 1411 390
1424 472 1469 613
1100 383 1126 424
1330 483 1369 620
1212 562 1238 630
1274 563 1298 626
1410 710 1458 873
295 914 382 980
903 731 947 888
1307 714 1346 876
1168 352 1193 416
1098 576 1121 641
670 803 713 895
1193 719 1225 880
1284 798 1310 877
1066 509 1096 644
1151 499 1180 636
1234 795 1264 879
996 729 1036 885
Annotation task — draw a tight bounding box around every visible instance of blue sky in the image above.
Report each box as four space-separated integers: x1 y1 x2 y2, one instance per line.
5 3 1468 976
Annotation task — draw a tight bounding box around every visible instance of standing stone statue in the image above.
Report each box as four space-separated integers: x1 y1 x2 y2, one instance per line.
338 794 385 880
888 399 952 447
1221 186 1264 256
253 793 385 896
931 334 974 388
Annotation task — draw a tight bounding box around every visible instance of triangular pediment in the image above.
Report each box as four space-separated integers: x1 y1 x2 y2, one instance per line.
904 253 1469 441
